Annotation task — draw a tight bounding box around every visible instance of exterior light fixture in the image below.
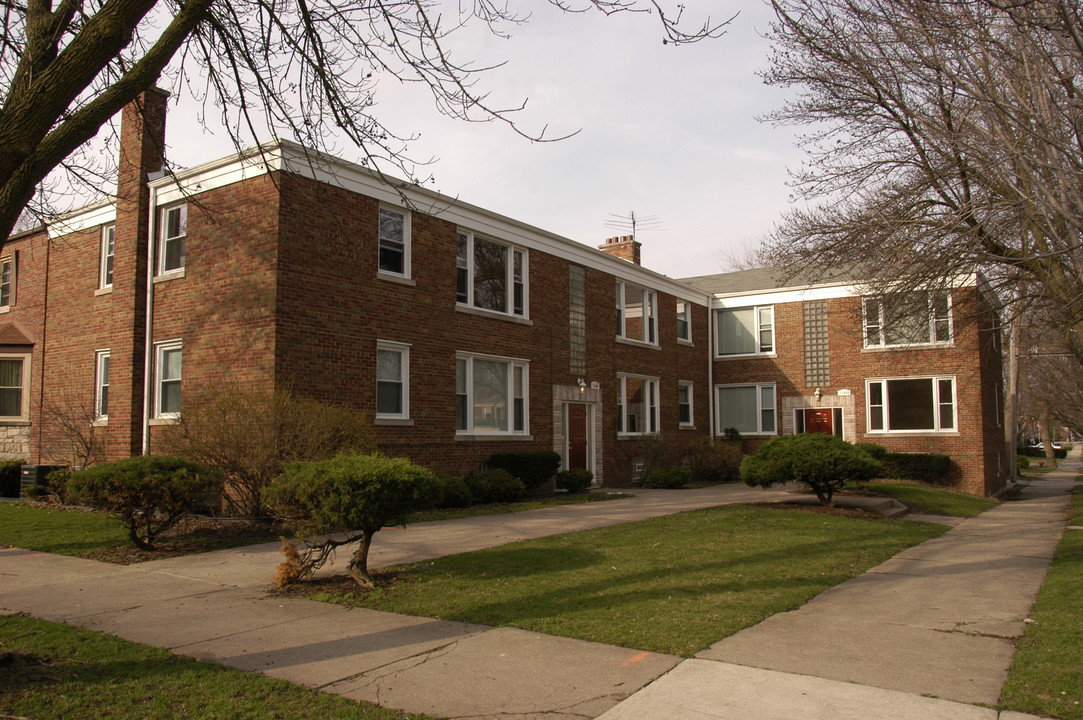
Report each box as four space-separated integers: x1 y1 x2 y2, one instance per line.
814 388 822 403
577 378 587 393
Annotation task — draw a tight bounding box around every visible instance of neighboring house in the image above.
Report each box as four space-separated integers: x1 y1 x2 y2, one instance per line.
0 92 1010 496
682 268 1009 497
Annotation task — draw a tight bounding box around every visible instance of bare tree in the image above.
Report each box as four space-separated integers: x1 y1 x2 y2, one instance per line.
0 1 730 244
39 389 106 469
759 0 1083 357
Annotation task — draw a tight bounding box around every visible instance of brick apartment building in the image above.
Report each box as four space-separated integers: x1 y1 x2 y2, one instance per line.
0 92 1010 496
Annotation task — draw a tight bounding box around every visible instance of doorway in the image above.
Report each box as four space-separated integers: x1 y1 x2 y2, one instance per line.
564 403 592 472
795 407 844 439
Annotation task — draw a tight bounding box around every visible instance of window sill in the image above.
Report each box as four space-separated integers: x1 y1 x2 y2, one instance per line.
455 433 534 442
715 352 776 360
862 343 954 353
0 306 9 314
91 419 108 427
94 287 113 297
455 304 533 326
153 269 185 283
375 417 414 426
149 417 180 426
679 424 696 430
864 430 960 437
677 339 694 347
615 337 660 350
0 419 30 426
617 432 660 440
377 272 416 287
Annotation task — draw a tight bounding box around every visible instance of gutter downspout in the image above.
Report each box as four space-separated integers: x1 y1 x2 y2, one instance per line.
707 292 715 439
140 184 158 455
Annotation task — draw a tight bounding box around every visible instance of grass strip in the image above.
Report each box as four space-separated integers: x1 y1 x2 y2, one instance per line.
999 490 1083 720
0 501 128 554
0 614 428 720
864 482 996 517
302 504 947 657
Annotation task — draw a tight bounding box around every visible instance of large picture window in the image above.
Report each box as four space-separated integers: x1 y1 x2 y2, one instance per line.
864 291 952 348
0 354 29 420
378 206 410 277
456 354 528 434
376 341 409 419
867 376 956 432
717 383 776 435
617 374 659 435
158 204 187 274
716 306 774 356
456 232 526 317
616 282 656 344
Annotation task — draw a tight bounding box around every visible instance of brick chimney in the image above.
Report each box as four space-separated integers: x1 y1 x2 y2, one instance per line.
110 88 168 458
598 235 641 265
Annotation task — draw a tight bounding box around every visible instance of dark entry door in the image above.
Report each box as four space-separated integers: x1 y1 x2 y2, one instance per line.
567 403 589 471
803 408 834 435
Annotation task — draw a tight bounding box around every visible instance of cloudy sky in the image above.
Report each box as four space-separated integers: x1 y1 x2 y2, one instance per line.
169 1 804 280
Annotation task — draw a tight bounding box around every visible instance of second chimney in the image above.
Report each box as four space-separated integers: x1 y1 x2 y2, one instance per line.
598 235 641 265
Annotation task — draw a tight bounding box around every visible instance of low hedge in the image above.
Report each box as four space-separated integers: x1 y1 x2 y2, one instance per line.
464 469 526 504
0 459 24 498
555 470 593 493
881 452 953 484
486 451 561 490
1017 446 1068 459
642 465 693 489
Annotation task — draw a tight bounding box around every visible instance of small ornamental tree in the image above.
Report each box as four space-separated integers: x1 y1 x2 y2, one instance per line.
740 434 882 506
65 456 222 550
263 454 441 588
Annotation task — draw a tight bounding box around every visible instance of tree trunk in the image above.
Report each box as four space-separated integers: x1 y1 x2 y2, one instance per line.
1040 412 1058 469
345 530 375 588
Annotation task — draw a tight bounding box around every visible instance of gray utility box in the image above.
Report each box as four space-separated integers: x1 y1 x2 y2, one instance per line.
20 465 66 497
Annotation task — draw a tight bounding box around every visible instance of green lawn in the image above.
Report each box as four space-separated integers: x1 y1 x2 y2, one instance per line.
0 501 129 554
1000 489 1083 720
0 614 428 720
308 505 949 657
864 482 996 517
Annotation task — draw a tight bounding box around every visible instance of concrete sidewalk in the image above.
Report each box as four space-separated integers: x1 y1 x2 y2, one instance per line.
1 466 1077 720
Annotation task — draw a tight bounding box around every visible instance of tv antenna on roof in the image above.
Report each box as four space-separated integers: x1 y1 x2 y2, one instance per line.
604 211 662 241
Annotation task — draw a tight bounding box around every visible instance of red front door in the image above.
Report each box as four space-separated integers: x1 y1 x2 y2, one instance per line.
567 404 589 471
803 408 834 435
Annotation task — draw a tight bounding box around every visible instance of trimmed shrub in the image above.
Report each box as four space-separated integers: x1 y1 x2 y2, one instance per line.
436 475 473 508
0 459 24 498
263 453 441 587
855 443 888 461
1017 454 1031 472
685 438 743 484
486 451 562 490
881 452 953 484
65 456 223 550
464 469 526 504
555 470 593 493
741 434 881 506
642 465 693 489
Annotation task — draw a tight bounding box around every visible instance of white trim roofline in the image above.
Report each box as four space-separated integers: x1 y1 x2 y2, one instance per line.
134 139 712 306
708 273 980 308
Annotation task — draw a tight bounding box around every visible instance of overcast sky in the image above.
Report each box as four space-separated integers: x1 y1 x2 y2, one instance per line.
167 1 803 281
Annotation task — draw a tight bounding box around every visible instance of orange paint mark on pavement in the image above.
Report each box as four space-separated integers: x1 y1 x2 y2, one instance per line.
622 651 651 666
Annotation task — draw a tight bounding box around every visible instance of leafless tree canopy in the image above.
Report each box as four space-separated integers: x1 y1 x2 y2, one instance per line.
760 0 1083 356
0 0 730 242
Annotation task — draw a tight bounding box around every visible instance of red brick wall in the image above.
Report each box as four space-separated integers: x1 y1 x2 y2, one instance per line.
713 289 1006 496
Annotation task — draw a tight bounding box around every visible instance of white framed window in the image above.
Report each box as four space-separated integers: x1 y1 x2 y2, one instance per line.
864 291 953 348
154 341 182 419
676 301 691 342
158 204 187 274
616 281 657 344
376 341 410 419
456 354 529 434
866 376 956 433
717 383 776 435
716 306 774 357
456 231 527 317
95 350 110 420
0 256 15 308
0 354 30 421
378 206 411 277
678 381 694 427
100 225 115 289
617 374 660 435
